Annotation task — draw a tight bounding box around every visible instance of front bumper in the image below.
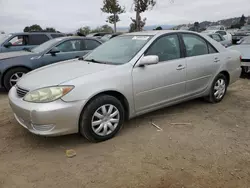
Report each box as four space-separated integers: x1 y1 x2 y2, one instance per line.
8 86 85 136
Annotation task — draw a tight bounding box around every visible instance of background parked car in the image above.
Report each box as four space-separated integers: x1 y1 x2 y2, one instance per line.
0 36 102 90
87 32 111 38
9 30 241 142
100 33 122 42
207 33 232 47
206 25 226 31
227 28 239 35
0 32 65 53
202 29 232 41
232 25 250 44
229 36 250 74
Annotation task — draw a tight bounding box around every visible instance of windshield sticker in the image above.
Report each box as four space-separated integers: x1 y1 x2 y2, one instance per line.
132 36 149 40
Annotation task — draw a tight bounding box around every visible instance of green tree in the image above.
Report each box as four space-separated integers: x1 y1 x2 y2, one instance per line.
77 26 91 35
44 27 56 32
23 24 42 32
132 0 174 31
129 15 146 32
240 14 246 27
194 22 200 32
133 0 156 31
154 26 162 30
101 0 125 32
101 24 114 33
29 24 43 31
23 26 30 32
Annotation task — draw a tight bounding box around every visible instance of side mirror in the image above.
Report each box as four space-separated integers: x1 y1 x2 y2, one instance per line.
4 42 12 48
49 47 60 56
138 55 159 66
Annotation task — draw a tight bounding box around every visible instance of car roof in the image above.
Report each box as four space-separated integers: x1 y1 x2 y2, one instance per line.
55 36 102 43
123 30 200 37
10 32 66 35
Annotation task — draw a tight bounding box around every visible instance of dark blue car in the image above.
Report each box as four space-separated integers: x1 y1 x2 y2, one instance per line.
0 36 102 90
0 32 66 53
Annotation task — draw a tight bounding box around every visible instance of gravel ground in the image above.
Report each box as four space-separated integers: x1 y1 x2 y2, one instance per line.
0 78 250 188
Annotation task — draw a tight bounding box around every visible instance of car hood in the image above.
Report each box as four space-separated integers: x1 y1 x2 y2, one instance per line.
229 45 250 59
17 59 115 90
0 51 32 60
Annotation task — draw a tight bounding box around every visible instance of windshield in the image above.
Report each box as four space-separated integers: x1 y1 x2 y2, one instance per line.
31 38 63 53
84 35 152 65
240 26 250 31
0 34 11 44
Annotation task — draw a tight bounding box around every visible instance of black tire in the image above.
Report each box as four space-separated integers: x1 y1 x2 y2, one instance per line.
79 95 125 142
206 73 228 103
3 67 29 91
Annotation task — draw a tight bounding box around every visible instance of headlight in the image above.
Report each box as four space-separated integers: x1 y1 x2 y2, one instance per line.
24 86 74 103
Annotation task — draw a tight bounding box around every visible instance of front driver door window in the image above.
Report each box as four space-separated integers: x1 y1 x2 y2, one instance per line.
132 34 186 112
3 35 28 52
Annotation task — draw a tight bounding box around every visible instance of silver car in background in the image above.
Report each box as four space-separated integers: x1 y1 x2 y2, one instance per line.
229 36 250 73
9 30 241 142
207 33 232 47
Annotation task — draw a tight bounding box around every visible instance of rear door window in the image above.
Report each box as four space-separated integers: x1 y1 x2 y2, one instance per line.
182 34 209 57
208 43 217 54
28 34 50 45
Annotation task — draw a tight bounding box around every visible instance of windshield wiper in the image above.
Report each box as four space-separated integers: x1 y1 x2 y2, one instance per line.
84 59 107 64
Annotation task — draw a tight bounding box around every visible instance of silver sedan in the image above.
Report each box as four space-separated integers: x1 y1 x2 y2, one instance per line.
9 30 241 142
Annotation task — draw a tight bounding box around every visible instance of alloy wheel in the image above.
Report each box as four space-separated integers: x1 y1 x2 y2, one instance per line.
91 104 120 136
214 78 226 100
9 72 25 87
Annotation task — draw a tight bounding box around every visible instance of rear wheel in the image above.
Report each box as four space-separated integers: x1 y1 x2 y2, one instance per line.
3 67 29 91
206 74 228 103
79 95 125 142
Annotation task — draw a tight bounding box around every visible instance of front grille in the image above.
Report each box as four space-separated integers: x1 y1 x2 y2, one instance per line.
16 86 29 98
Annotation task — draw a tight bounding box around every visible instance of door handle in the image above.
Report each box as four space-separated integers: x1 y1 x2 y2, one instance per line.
214 57 220 63
176 64 185 70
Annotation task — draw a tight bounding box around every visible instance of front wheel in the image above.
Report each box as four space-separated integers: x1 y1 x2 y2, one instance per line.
206 74 228 103
79 95 125 142
3 67 29 91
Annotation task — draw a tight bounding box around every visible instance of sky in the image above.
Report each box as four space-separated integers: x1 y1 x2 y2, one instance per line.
0 0 250 32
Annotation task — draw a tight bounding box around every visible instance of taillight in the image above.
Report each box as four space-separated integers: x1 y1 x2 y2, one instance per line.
240 56 242 61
